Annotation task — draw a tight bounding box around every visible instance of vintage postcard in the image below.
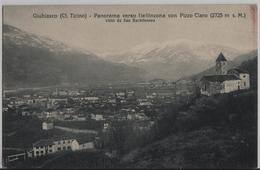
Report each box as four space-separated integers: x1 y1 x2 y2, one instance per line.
1 2 258 169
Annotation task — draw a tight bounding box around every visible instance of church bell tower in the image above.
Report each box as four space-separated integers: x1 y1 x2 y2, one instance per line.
216 52 227 75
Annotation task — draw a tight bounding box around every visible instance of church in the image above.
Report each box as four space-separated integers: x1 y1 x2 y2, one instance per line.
200 52 250 96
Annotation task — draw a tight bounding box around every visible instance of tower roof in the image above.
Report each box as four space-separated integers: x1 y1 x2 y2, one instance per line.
216 52 227 62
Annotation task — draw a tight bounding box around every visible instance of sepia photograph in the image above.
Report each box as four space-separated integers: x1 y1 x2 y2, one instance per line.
1 2 258 169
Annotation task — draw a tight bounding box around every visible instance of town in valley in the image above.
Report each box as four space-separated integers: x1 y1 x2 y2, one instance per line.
3 53 255 168
3 4 257 169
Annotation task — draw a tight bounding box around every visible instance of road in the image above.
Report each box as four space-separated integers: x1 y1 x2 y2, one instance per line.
3 147 26 152
54 126 98 134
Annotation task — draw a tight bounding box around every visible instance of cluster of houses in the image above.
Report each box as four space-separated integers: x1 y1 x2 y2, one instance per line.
37 109 150 122
6 97 68 109
4 53 248 132
4 86 162 125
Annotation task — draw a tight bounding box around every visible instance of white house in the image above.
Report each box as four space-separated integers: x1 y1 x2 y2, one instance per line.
71 140 95 151
103 122 110 131
32 138 95 157
84 97 99 103
139 101 153 106
45 111 59 119
91 114 104 121
127 113 148 120
116 92 126 99
42 122 54 130
32 138 76 157
71 140 80 151
227 68 250 89
76 116 87 121
127 90 135 97
108 99 116 103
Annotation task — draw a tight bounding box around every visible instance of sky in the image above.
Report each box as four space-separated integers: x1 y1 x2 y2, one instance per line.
3 4 258 55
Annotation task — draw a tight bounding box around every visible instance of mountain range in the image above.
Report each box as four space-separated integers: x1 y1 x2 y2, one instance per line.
3 24 257 89
100 40 254 80
3 24 145 89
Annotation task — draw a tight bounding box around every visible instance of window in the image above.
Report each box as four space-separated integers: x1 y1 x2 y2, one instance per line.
36 146 39 149
49 145 52 148
244 82 246 86
67 146 71 150
243 75 246 78
57 147 61 151
63 141 65 144
202 83 207 91
49 150 52 153
41 151 44 154
63 146 66 150
40 146 44 149
36 151 39 154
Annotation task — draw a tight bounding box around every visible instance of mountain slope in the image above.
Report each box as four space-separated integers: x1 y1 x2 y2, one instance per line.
3 24 145 89
101 40 247 80
119 58 257 168
121 92 257 169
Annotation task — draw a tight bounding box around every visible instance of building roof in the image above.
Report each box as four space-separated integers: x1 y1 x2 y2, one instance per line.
33 139 54 147
216 52 227 62
227 68 249 74
33 137 77 147
42 121 54 124
201 75 240 82
75 137 94 144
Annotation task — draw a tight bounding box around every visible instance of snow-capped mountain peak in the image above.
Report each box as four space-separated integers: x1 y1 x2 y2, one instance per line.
100 39 247 80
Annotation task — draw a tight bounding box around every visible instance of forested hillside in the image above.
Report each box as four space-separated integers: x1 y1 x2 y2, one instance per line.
118 56 257 169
